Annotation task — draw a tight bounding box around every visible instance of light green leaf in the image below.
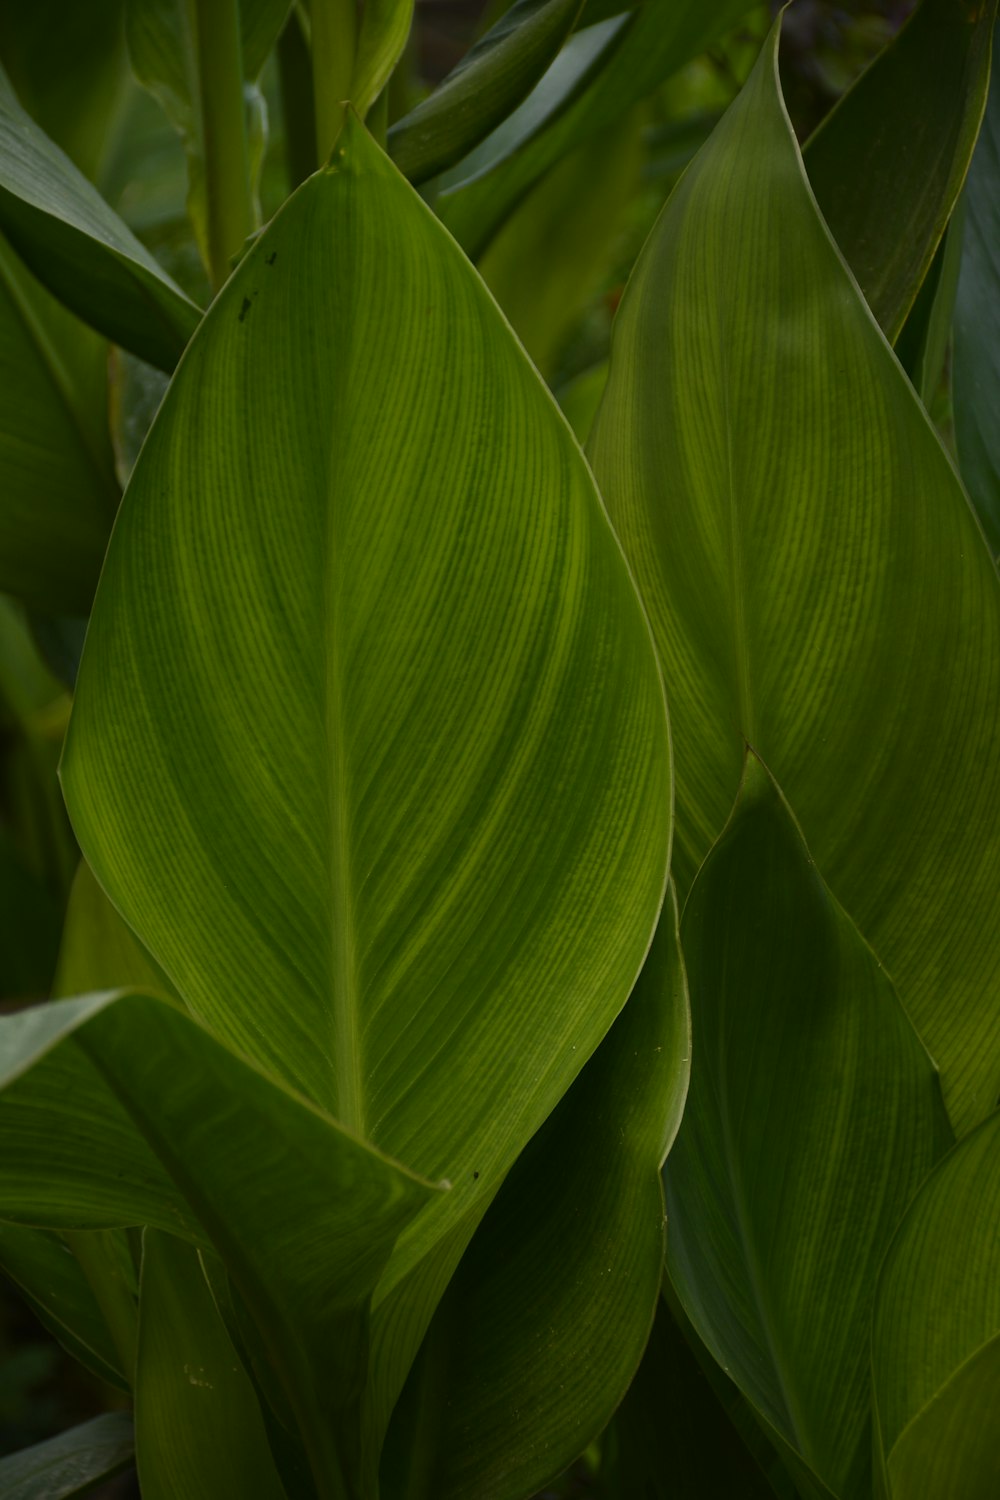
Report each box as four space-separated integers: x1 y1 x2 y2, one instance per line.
803 0 997 342
587 18 1000 1135
663 755 951 1498
61 114 670 1276
53 858 172 1002
0 64 200 371
0 990 439 1491
873 1109 1000 1499
352 0 417 121
0 1414 135 1500
478 106 642 379
954 24 1000 557
438 0 756 259
383 885 689 1500
387 0 582 184
0 234 118 613
135 1230 286 1500
0 1223 128 1390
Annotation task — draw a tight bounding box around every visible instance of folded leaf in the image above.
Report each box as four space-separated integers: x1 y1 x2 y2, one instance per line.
873 1109 1000 1499
438 0 755 258
954 25 1000 557
388 0 582 184
0 64 200 371
61 113 670 1287
804 0 997 341
135 1230 286 1500
0 1413 135 1500
664 755 951 1498
588 17 1000 1134
383 885 689 1500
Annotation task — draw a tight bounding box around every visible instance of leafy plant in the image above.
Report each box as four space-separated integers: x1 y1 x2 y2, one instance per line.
0 1 998 1496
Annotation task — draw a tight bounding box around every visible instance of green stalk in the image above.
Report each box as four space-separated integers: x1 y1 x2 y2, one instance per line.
65 1230 138 1380
312 0 358 163
190 0 253 291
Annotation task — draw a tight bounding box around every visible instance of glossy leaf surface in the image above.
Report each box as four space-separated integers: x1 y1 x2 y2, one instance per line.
873 1110 1000 1499
384 886 689 1500
588 20 1000 1133
438 0 754 258
0 65 200 370
0 1414 134 1499
135 1230 286 1500
388 0 582 184
61 115 670 1269
804 0 997 341
664 756 951 1498
954 25 1000 556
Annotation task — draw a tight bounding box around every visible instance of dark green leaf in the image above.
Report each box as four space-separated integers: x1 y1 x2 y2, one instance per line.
0 1413 134 1500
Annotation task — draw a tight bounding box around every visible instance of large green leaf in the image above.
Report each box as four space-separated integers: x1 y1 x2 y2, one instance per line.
61 114 670 1268
135 1230 286 1499
587 18 1000 1135
387 0 582 184
954 25 1000 557
0 991 438 1491
663 755 951 1499
803 0 997 342
872 1109 1000 1499
0 64 200 371
0 1414 135 1500
53 858 170 1001
0 234 118 613
382 885 689 1500
438 0 755 259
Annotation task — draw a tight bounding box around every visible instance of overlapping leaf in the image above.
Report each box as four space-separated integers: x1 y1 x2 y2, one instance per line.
0 64 200 370
61 114 670 1279
588 19 1000 1133
0 1414 135 1500
663 756 951 1498
873 1109 1000 1499
804 0 997 341
954 25 1000 556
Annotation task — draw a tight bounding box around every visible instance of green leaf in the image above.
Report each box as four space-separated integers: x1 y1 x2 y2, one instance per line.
0 1414 135 1500
53 858 172 1002
803 0 996 342
0 991 438 1490
0 64 200 371
587 18 1000 1135
352 0 417 121
954 24 1000 557
61 114 670 1270
135 1230 286 1499
0 1223 127 1390
663 755 951 1498
387 0 582 184
438 0 756 259
555 360 607 444
477 106 642 380
873 1109 1000 1499
0 234 118 613
383 885 689 1500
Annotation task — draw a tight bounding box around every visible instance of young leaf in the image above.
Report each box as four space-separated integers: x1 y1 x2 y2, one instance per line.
135 1230 286 1500
0 64 201 371
664 755 951 1499
383 886 689 1500
872 1109 1000 1499
803 0 997 341
387 0 582 184
60 114 671 1278
587 17 1000 1135
0 1413 135 1500
954 25 1000 557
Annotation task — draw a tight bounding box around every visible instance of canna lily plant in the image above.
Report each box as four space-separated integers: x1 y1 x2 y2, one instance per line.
0 0 999 1497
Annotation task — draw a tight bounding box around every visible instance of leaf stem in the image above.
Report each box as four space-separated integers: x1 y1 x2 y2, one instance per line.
65 1230 138 1381
311 0 357 162
191 0 253 291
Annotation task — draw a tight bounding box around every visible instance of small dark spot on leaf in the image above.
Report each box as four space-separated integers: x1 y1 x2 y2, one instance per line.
266 251 277 266
473 1171 479 1180
238 297 252 323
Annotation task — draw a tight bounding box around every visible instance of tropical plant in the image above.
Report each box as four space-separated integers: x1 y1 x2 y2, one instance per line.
0 1 998 1497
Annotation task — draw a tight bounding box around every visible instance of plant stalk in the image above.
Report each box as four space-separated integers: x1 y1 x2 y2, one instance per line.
311 0 358 163
191 0 254 291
